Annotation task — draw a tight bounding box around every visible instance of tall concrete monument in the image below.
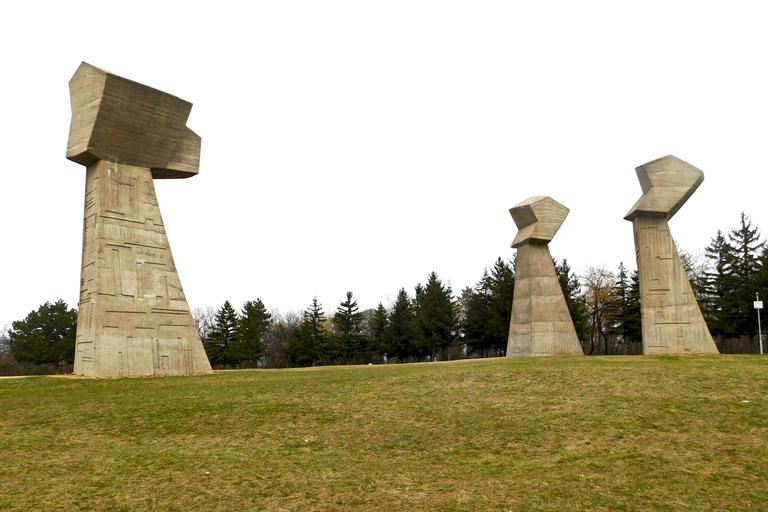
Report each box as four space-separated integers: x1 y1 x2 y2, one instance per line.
507 196 583 356
624 155 718 354
67 62 213 377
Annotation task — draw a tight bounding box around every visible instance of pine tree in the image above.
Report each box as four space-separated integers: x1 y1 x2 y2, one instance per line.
703 215 765 348
332 292 367 364
608 262 642 354
369 303 389 362
726 213 765 339
461 269 494 357
207 300 239 367
703 229 733 342
414 272 459 361
628 269 642 347
230 299 272 368
384 288 417 362
285 321 315 367
289 297 324 366
461 258 515 358
555 259 589 342
488 258 515 355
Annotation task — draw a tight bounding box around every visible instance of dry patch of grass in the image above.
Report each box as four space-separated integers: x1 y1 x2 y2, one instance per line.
0 355 767 511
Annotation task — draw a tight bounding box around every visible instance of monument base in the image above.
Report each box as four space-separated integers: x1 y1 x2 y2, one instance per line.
507 243 583 356
632 216 718 354
74 161 212 377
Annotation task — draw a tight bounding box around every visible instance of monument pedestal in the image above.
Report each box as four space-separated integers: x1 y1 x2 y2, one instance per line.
75 161 212 377
507 243 582 356
632 216 717 354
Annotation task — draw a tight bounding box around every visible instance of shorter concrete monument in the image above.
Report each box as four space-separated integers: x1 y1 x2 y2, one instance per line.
507 196 583 356
624 155 718 354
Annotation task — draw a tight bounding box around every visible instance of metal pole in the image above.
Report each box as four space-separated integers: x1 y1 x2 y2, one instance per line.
758 293 763 355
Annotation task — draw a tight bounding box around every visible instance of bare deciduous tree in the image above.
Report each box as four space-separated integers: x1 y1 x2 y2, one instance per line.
583 266 617 355
264 309 302 368
192 306 217 344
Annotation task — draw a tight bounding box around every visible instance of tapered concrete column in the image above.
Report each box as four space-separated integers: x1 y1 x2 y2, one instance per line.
507 196 582 356
67 62 212 377
625 155 718 354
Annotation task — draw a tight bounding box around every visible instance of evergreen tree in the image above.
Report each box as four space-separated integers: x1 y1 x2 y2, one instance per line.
703 214 765 348
461 258 515 358
230 299 272 368
368 303 389 362
608 262 642 354
332 292 367 364
411 283 429 360
703 229 734 342
555 259 589 342
287 297 327 366
461 270 494 357
384 288 417 362
285 321 315 367
207 300 239 367
9 300 77 373
629 269 642 345
488 258 515 355
726 213 765 338
414 272 459 361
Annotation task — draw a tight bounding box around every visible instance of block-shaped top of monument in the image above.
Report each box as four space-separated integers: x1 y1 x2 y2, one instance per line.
66 62 200 179
624 155 703 221
509 196 569 248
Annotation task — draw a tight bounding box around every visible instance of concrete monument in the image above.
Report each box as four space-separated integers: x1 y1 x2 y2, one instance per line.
67 62 213 377
507 196 583 356
624 155 718 354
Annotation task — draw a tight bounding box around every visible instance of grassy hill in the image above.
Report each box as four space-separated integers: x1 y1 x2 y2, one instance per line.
1 355 766 511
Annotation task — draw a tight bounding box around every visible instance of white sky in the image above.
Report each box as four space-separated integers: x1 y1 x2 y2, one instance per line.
2 1 767 328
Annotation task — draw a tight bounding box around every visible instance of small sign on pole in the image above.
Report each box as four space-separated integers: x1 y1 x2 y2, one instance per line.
756 294 764 355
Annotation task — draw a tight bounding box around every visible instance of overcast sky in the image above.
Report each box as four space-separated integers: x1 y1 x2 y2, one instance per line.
2 1 767 328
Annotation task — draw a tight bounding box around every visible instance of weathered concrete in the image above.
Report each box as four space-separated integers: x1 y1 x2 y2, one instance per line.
507 196 583 356
67 62 212 377
624 155 718 354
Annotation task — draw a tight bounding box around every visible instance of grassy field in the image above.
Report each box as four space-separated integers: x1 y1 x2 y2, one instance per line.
1 356 767 512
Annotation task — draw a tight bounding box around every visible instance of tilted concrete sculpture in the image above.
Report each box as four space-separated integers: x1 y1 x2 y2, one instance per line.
624 155 718 354
507 196 583 356
67 62 213 377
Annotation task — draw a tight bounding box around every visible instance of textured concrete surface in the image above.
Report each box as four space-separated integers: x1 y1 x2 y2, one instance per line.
625 155 718 354
67 62 200 179
67 62 212 377
507 196 583 356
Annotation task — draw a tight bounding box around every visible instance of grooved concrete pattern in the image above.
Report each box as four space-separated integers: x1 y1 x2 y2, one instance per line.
625 156 718 354
507 196 583 356
67 62 212 377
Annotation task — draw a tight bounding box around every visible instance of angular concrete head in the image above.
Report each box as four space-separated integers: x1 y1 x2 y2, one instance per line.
624 155 704 221
66 62 200 179
509 196 569 248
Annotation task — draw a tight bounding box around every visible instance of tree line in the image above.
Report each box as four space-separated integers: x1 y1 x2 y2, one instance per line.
193 271 463 368
195 212 768 365
3 213 767 373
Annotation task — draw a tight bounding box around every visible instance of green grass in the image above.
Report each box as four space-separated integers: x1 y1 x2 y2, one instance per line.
1 355 767 511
